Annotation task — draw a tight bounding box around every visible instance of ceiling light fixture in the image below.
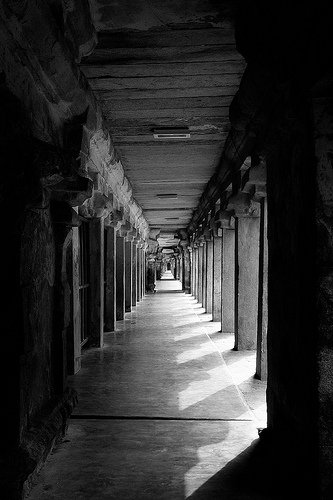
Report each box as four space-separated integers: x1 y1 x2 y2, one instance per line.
156 193 178 199
153 127 190 139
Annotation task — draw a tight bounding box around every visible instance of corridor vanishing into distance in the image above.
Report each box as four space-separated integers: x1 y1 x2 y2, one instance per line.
2 2 332 498
28 272 267 500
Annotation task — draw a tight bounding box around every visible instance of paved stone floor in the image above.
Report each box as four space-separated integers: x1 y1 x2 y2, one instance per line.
27 273 285 500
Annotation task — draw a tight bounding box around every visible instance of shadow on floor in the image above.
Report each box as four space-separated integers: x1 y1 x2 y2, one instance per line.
187 430 318 500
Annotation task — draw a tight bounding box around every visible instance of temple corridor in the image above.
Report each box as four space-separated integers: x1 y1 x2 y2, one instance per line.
28 274 267 499
1 1 333 498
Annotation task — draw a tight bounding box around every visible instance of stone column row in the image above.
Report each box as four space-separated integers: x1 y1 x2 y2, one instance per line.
188 159 267 380
69 211 147 374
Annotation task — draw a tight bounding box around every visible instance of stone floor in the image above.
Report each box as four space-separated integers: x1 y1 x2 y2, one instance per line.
27 273 291 500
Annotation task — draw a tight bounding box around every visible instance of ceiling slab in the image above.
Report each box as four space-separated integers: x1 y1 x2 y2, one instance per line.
83 0 246 246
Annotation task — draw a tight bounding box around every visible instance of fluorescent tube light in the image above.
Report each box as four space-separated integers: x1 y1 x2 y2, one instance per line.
153 128 190 139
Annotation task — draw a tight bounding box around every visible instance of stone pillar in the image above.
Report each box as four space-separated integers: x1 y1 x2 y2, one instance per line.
179 254 183 283
125 240 132 312
256 197 268 380
202 242 207 309
136 244 140 301
104 226 116 332
132 243 137 306
71 226 81 373
171 257 175 277
139 246 145 299
143 248 147 296
142 248 146 296
234 215 260 349
116 235 125 320
195 245 199 301
182 247 191 294
146 256 156 292
263 93 323 497
221 229 235 333
198 244 203 304
89 217 104 347
212 232 222 322
156 260 162 280
206 239 214 314
191 246 197 297
137 245 142 301
174 255 179 280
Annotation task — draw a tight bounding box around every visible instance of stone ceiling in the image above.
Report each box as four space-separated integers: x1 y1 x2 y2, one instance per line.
81 0 246 247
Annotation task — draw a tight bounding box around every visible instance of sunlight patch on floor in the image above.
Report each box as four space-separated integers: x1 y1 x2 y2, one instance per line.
176 341 216 364
178 366 232 410
205 333 234 353
254 403 267 426
184 424 259 498
174 329 207 341
225 355 257 385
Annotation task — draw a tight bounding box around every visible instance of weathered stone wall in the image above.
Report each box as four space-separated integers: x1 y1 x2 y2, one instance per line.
0 87 79 496
20 204 55 433
0 87 55 448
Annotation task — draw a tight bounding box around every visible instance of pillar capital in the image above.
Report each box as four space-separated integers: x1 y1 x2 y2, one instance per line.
203 226 212 241
126 228 138 242
226 192 260 218
135 237 145 248
241 160 267 201
117 220 132 237
79 190 114 218
106 209 124 230
51 201 82 227
215 209 235 229
147 238 158 253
